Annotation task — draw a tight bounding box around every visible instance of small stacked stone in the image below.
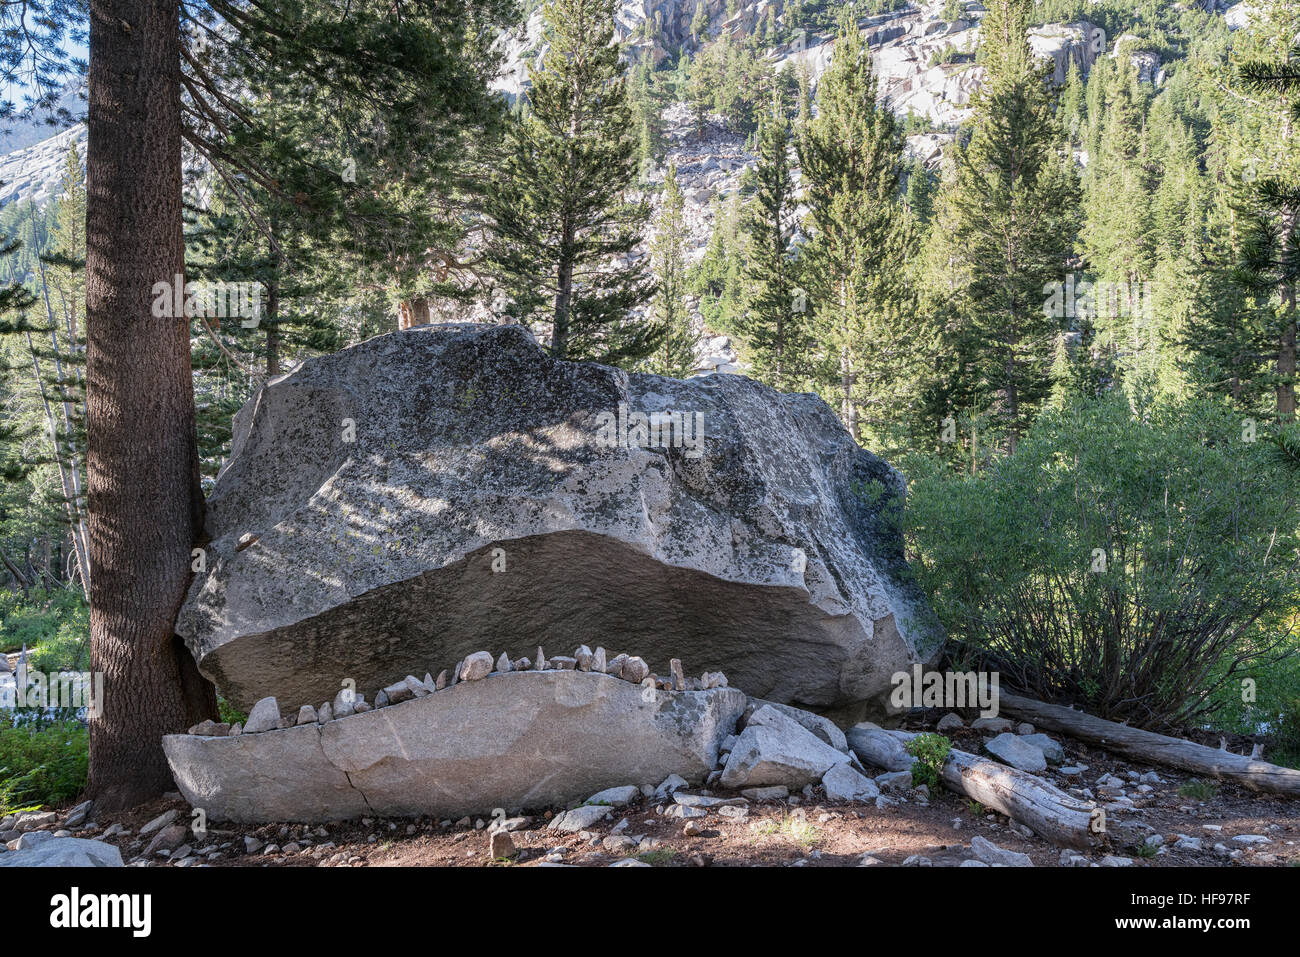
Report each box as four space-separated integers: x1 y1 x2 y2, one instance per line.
186 647 728 736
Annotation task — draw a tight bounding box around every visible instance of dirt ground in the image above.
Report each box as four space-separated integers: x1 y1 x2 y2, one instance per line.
25 713 1299 868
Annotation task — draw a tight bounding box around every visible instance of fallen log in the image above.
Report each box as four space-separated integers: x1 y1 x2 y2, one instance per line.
847 725 1102 849
998 692 1300 798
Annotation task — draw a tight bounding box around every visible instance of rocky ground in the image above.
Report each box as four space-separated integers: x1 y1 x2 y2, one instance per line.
7 710 1296 868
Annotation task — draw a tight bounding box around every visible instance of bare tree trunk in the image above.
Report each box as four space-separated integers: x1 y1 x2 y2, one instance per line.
85 0 217 811
1000 692 1300 797
26 208 92 595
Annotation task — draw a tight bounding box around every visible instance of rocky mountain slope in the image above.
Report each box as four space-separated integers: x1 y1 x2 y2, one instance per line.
0 1 1254 376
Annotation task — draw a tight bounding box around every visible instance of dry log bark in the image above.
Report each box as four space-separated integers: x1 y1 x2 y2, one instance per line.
847 725 1103 849
999 692 1300 798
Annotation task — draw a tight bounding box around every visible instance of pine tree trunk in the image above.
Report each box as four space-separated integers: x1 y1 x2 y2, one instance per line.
266 273 280 377
1279 286 1296 421
553 230 574 359
397 296 431 330
85 0 217 811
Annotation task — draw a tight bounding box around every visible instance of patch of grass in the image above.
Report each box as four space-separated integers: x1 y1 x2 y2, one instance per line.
965 798 984 816
1178 779 1220 801
638 848 675 865
778 813 822 848
905 733 952 790
0 716 88 815
1134 842 1159 859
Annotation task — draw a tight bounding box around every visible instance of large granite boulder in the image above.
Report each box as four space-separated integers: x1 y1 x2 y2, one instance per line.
163 669 746 823
177 323 941 721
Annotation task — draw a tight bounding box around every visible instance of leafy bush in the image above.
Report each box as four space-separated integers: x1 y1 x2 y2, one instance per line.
0 715 88 815
904 397 1300 729
905 732 952 790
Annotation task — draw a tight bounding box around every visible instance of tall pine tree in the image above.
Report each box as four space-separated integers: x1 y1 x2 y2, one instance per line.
646 163 696 377
737 103 807 390
797 15 921 445
488 0 656 365
926 0 1080 451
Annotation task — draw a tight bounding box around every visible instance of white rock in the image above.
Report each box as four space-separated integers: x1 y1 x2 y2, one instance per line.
655 773 688 798
970 836 1034 867
719 705 850 789
548 804 612 833
244 696 280 733
821 763 881 802
461 652 493 681
585 785 640 807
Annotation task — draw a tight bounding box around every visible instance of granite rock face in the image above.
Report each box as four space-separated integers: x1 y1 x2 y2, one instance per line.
163 670 746 823
176 323 941 719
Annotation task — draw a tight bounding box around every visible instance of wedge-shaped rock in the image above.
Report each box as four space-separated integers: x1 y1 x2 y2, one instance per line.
164 671 745 823
175 323 941 719
720 704 850 789
742 697 849 752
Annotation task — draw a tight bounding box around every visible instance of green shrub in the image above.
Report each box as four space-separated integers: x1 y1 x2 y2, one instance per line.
0 716 88 815
1178 779 1219 801
905 732 952 790
903 397 1300 729
0 587 89 670
218 697 248 727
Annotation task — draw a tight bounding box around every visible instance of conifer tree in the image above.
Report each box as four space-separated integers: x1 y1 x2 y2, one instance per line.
738 104 806 389
797 15 922 444
487 0 657 365
926 0 1080 450
647 164 696 378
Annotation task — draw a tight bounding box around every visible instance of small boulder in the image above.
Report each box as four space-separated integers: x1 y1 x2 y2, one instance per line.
1019 733 1065 764
585 785 640 808
0 837 123 868
970 835 1033 867
461 652 493 681
621 657 649 683
548 805 611 833
984 732 1048 773
936 713 964 733
969 716 1012 733
720 705 850 789
244 696 280 733
821 763 881 802
489 830 518 859
139 809 179 836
